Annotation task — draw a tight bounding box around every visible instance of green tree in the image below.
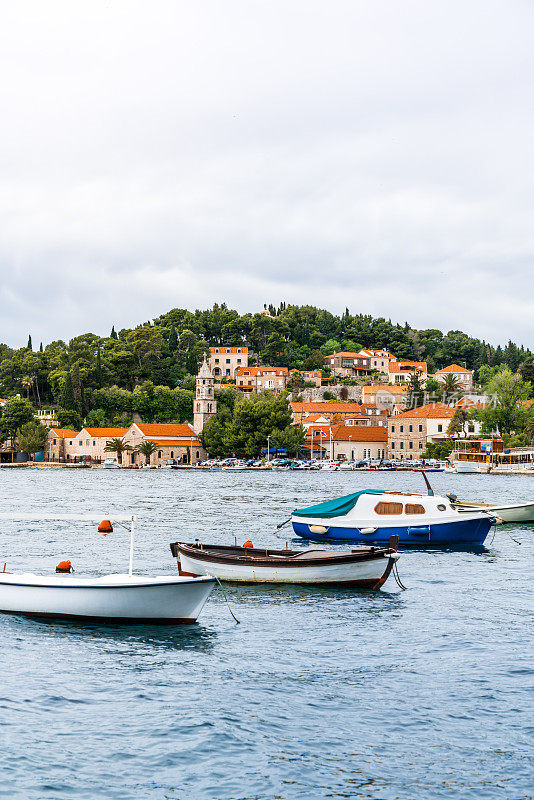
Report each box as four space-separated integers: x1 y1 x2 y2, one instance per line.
519 357 534 388
17 420 48 458
135 440 158 465
0 397 35 443
27 335 32 350
447 408 470 438
270 424 306 455
406 370 425 407
475 367 531 435
104 438 133 465
56 408 84 430
441 373 463 398
60 372 77 410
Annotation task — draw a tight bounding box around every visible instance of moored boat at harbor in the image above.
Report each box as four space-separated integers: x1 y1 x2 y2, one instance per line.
170 538 400 588
450 498 534 523
0 512 215 624
290 489 496 547
0 572 216 623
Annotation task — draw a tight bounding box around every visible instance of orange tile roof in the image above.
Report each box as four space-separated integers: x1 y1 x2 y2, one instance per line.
388 361 427 373
332 425 387 442
49 428 79 438
210 346 248 353
136 423 195 437
391 402 455 420
330 352 367 358
151 439 201 447
236 366 288 376
362 385 407 395
291 402 363 413
82 428 128 437
436 364 472 374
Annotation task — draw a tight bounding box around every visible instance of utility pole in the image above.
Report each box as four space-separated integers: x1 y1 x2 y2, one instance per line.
267 435 270 463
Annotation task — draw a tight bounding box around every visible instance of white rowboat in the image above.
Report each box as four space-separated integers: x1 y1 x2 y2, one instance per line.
171 541 400 589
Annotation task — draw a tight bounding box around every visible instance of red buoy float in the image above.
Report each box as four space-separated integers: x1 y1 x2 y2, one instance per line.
98 520 113 533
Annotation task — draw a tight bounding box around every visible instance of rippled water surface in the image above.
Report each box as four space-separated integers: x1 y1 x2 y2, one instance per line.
0 468 532 799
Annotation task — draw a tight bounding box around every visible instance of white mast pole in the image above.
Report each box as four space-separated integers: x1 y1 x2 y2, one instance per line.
129 515 136 576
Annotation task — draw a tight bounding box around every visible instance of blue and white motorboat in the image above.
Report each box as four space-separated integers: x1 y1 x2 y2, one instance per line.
291 489 496 547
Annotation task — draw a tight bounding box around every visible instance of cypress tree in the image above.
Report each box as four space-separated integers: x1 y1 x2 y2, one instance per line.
110 326 118 340
27 335 32 350
96 346 103 387
60 372 76 410
39 342 43 352
168 325 178 352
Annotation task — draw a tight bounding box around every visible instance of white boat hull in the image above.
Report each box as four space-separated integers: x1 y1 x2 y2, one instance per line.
0 574 216 623
456 501 534 523
178 550 397 585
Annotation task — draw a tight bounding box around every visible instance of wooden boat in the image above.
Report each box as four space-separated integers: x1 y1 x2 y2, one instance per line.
0 512 215 624
170 538 400 589
290 489 497 547
451 499 534 523
0 572 216 623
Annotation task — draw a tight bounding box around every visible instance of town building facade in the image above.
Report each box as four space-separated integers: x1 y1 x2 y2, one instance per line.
326 352 372 378
209 346 248 378
45 428 79 462
388 361 428 384
235 366 288 394
123 423 205 465
387 402 480 459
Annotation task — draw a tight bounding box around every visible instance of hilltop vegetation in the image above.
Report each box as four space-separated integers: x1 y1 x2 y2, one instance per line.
0 303 532 426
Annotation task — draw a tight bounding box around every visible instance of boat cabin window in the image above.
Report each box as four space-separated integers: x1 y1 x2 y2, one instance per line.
374 502 403 515
405 503 426 514
437 504 447 511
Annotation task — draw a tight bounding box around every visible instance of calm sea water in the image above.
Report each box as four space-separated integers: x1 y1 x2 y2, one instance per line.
0 468 532 800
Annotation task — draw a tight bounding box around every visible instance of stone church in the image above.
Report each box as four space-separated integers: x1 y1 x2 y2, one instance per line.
194 357 217 434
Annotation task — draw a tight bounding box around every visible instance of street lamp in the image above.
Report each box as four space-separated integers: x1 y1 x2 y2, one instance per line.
267 435 270 463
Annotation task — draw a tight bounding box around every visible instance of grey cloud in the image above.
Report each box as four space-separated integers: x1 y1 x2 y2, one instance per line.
0 0 533 348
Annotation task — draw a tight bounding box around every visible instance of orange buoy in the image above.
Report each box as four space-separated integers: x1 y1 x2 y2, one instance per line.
243 540 253 548
98 520 113 533
56 560 73 573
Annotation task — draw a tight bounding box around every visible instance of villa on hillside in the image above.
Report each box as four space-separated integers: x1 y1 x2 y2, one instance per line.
434 364 474 391
235 366 289 394
209 346 248 378
326 352 372 378
388 360 428 384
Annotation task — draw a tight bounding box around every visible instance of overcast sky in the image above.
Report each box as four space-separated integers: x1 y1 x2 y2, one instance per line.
1 0 533 349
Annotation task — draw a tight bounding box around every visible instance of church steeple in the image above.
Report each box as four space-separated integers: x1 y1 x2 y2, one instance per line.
194 357 217 433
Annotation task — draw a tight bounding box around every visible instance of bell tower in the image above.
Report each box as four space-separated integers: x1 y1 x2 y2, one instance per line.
194 357 217 433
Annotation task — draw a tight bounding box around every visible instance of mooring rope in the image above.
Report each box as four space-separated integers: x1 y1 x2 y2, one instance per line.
392 559 407 591
213 576 240 624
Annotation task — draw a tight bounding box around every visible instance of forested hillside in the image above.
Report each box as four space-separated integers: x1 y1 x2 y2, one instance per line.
0 303 532 428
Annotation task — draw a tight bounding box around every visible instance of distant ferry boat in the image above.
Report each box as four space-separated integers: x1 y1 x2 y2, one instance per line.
452 440 534 473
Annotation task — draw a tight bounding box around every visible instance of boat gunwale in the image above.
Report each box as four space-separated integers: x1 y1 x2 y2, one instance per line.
170 541 396 568
0 576 216 590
